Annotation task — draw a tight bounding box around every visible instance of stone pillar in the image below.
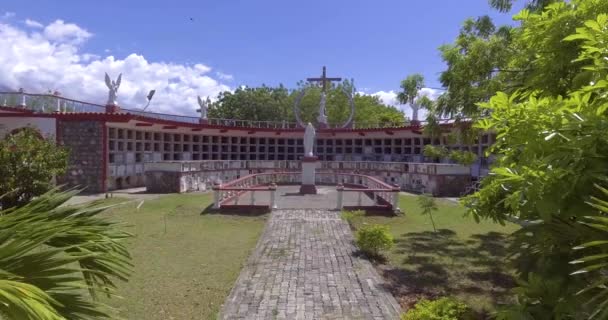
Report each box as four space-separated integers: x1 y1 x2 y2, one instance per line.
18 88 26 108
299 156 318 194
392 186 401 213
250 190 256 205
336 183 344 210
213 183 221 209
269 183 278 209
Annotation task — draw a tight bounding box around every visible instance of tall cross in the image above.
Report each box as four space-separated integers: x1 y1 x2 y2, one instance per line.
306 66 341 92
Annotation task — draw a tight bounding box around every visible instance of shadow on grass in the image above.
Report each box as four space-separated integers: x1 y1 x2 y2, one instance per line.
200 203 270 216
382 229 514 313
353 250 389 264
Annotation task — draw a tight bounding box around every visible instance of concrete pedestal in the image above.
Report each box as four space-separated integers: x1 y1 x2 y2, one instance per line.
299 156 318 194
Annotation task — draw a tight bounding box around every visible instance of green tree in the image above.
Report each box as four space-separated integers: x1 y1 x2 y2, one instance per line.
488 0 558 13
464 9 608 318
0 127 68 209
208 85 291 122
436 16 511 119
0 189 132 319
209 81 405 128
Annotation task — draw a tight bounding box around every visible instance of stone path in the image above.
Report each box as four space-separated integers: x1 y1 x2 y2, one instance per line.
220 209 402 319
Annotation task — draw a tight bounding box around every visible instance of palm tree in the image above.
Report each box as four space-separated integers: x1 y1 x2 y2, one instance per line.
570 184 608 319
0 189 132 319
418 194 439 232
397 74 425 122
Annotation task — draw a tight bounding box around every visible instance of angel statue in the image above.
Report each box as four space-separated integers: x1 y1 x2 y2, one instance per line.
105 73 122 106
197 95 208 120
303 122 316 157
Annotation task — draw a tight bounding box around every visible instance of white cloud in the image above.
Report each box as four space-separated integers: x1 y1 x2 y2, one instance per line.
364 88 444 120
43 20 91 44
24 19 43 28
0 19 231 115
215 71 234 81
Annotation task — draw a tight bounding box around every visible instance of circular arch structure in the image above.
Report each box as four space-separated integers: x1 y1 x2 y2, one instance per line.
293 87 355 129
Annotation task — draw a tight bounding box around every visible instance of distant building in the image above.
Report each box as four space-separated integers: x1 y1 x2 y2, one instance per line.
0 92 494 195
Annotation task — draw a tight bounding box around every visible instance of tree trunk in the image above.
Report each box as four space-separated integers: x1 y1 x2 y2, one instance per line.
429 213 437 233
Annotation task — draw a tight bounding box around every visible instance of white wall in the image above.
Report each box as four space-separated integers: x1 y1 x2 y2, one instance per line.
0 117 56 139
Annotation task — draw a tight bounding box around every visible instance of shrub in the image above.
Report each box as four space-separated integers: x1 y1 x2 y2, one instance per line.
0 127 68 209
402 297 473 320
341 209 365 227
448 150 477 166
355 224 394 258
423 145 448 160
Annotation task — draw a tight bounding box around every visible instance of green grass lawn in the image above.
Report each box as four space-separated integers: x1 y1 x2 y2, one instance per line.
351 194 519 317
92 193 266 320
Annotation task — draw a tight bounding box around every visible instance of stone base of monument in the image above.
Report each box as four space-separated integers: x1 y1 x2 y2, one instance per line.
105 104 120 113
299 184 317 194
299 156 318 194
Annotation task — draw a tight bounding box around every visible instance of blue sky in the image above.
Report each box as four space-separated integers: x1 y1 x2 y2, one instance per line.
0 0 523 115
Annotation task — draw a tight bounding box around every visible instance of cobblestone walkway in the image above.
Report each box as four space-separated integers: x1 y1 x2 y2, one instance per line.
220 209 402 319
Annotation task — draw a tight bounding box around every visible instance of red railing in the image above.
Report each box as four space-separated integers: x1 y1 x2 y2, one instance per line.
212 171 400 212
0 91 299 128
0 91 455 130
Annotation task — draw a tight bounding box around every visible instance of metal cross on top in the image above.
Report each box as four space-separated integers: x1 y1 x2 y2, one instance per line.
306 66 342 92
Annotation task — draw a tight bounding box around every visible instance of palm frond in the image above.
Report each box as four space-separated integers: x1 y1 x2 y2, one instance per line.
570 185 608 318
0 189 132 319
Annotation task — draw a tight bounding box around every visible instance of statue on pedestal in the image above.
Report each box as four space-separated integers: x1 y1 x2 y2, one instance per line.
105 73 122 106
197 95 208 120
303 122 316 157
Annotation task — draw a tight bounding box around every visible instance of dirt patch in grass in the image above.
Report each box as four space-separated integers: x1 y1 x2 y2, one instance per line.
96 193 266 320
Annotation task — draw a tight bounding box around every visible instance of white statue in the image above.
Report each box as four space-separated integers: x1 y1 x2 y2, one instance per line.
317 92 328 124
105 72 122 106
197 95 208 119
303 122 316 157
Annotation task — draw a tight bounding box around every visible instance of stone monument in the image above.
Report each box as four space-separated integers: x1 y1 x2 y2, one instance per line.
306 66 341 129
104 72 122 113
197 95 209 124
300 122 318 194
294 67 357 194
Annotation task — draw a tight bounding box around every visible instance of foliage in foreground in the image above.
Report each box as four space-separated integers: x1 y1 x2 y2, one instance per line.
465 10 608 319
0 127 68 209
402 297 474 320
567 185 608 319
355 224 394 258
0 189 132 319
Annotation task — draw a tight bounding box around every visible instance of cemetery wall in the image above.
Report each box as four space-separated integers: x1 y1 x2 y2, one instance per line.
144 160 471 196
56 120 106 193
